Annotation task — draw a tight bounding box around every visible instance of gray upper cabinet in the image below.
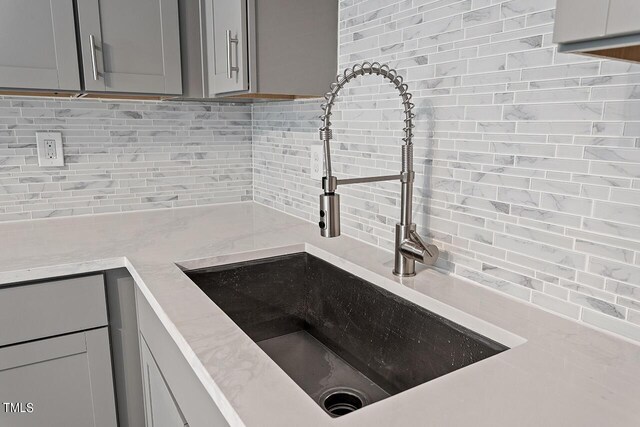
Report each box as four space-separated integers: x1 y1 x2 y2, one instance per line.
553 0 609 44
606 0 640 37
178 0 208 99
251 0 339 96
554 0 640 63
76 0 182 95
0 0 80 91
183 0 338 99
207 0 249 94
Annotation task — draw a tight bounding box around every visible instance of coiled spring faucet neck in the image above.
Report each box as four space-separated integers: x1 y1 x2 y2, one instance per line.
320 62 415 183
317 61 439 277
320 62 415 143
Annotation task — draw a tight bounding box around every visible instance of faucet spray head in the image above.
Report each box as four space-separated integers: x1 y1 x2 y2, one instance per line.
319 193 340 237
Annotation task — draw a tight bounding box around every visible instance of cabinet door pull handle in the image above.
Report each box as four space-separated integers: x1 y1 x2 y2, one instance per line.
89 34 99 81
226 30 239 79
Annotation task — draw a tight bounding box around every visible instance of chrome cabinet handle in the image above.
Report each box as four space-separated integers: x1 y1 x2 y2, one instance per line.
225 30 239 79
89 34 98 81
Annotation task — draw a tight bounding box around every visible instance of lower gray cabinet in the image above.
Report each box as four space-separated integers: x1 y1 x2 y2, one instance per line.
0 274 117 426
0 328 117 427
140 336 189 427
105 269 146 427
136 287 230 427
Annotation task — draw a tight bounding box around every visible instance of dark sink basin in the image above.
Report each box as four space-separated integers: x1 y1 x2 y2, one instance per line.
184 252 508 417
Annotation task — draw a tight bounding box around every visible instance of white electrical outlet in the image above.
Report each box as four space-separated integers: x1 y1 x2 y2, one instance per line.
310 145 324 180
36 132 64 167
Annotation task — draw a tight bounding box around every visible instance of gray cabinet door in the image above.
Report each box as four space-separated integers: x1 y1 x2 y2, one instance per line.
76 0 182 95
0 328 117 427
0 0 80 91
106 269 146 427
553 0 610 44
140 336 188 427
606 0 640 37
207 0 249 95
136 287 229 427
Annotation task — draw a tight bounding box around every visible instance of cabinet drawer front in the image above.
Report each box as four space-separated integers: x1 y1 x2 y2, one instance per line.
0 274 108 347
0 331 86 371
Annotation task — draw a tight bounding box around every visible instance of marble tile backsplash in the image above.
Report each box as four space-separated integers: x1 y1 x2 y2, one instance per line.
0 97 252 220
253 0 640 341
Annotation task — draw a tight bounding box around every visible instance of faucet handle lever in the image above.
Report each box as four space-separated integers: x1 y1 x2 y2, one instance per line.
399 228 439 267
409 229 428 250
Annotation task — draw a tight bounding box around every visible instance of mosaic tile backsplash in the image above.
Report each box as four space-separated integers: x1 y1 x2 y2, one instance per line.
0 98 252 221
253 0 640 341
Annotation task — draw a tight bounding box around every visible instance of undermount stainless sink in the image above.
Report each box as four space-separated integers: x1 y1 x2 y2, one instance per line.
184 253 509 418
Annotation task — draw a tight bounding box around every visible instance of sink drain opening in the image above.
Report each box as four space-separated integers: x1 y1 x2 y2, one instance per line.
323 390 364 417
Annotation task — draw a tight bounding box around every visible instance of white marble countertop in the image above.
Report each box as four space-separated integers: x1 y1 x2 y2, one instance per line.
1 202 639 426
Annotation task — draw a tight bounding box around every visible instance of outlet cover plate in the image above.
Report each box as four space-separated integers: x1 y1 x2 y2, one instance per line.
36 132 64 167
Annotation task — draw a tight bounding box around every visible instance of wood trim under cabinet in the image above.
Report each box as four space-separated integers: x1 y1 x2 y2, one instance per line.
583 45 640 63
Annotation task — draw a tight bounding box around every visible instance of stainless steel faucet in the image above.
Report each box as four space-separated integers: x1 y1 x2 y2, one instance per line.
317 61 439 277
